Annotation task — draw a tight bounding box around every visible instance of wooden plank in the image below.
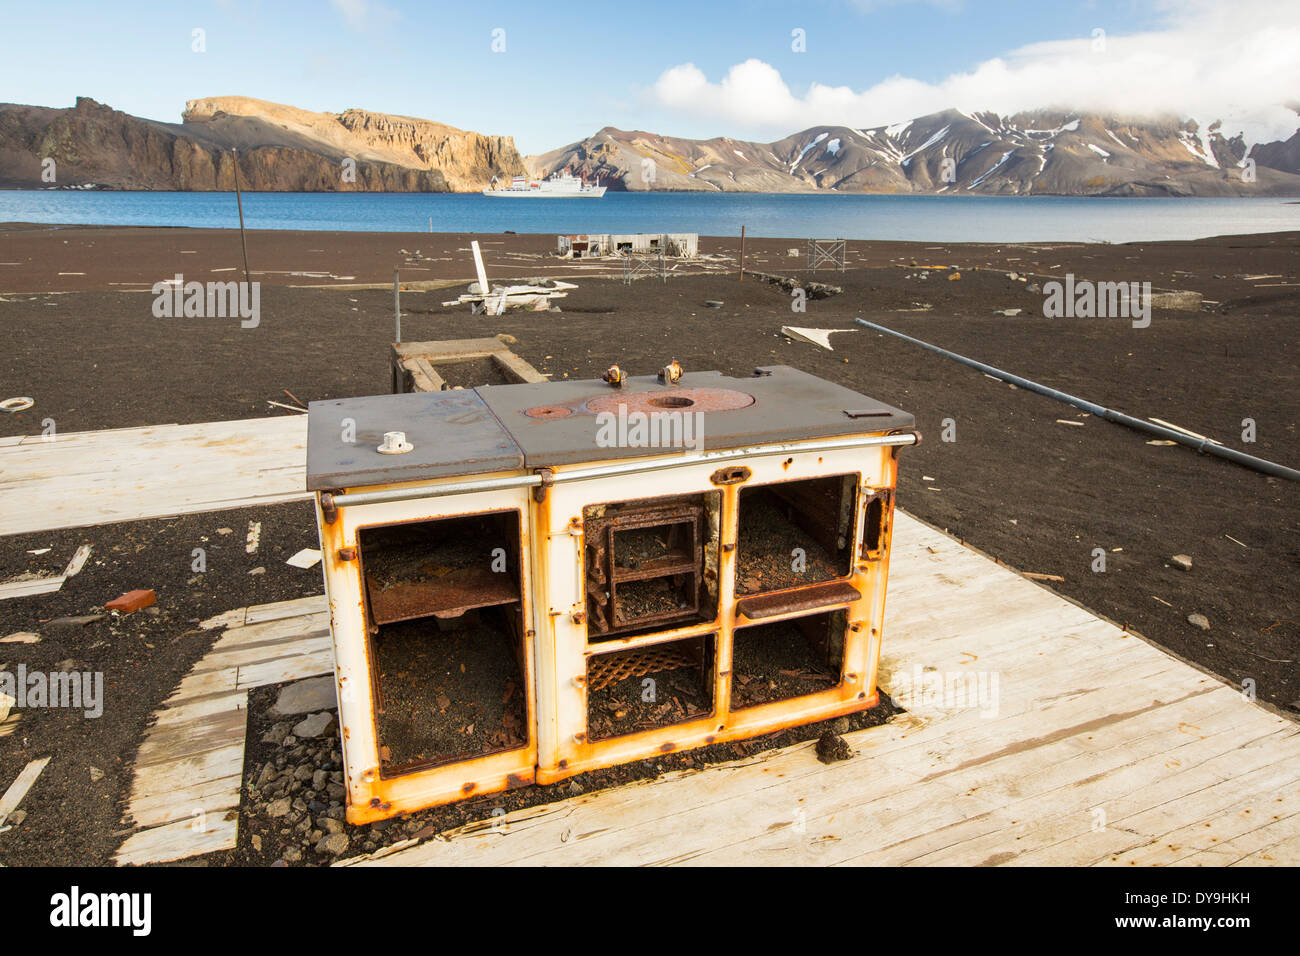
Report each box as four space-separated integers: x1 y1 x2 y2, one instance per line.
491 350 548 384
0 416 309 536
0 576 64 599
148 690 247 730
235 648 334 689
127 743 246 802
113 812 238 866
0 756 52 826
124 774 244 829
134 708 248 768
242 595 328 625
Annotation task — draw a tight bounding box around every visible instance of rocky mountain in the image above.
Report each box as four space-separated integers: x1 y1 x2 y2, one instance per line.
529 108 1300 196
0 96 525 192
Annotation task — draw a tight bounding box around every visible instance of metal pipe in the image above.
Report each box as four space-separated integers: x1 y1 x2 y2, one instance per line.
854 318 1300 482
328 432 920 509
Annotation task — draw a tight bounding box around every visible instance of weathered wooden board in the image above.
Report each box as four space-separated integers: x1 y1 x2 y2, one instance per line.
0 417 311 536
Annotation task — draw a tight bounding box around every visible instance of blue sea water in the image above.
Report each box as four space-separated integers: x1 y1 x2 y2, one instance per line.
0 190 1296 243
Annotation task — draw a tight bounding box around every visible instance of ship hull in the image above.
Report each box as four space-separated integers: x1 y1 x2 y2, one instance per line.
482 186 607 198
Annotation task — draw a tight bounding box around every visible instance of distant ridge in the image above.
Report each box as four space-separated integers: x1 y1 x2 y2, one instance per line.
2 97 1297 196
528 108 1300 197
0 96 526 192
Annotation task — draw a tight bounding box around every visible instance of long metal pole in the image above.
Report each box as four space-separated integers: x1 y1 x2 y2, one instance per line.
231 148 251 287
739 224 746 281
393 269 401 343
854 318 1300 482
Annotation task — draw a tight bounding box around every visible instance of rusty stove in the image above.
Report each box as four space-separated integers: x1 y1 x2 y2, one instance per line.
306 365 916 823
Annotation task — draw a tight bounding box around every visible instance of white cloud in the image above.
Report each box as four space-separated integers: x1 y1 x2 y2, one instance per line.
650 0 1300 142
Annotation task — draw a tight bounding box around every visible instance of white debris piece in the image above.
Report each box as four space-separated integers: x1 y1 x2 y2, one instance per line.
246 521 262 554
286 548 322 570
781 327 856 351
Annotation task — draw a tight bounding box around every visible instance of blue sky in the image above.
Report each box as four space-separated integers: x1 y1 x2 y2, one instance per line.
2 1 1295 153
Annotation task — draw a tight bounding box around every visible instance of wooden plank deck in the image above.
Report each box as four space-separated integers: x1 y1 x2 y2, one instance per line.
345 515 1299 867
0 416 310 536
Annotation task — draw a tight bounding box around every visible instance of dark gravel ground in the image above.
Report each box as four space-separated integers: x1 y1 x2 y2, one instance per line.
0 228 1296 866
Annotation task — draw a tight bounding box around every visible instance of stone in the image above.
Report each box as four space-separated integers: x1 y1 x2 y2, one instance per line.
293 711 334 739
831 716 852 735
317 833 349 856
251 834 262 852
266 797 292 819
312 770 328 790
1187 613 1210 630
282 846 302 862
89 766 104 782
7 809 26 826
1171 554 1193 571
321 817 345 835
815 731 853 764
273 676 338 716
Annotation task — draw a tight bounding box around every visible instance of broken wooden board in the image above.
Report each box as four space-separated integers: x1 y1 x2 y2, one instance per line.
391 337 548 394
0 416 311 537
0 756 51 827
113 603 333 865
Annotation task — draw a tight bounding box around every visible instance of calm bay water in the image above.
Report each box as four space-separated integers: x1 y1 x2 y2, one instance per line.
1 190 1297 243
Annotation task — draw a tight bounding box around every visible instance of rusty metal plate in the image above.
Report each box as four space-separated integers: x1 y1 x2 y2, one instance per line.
475 366 914 469
305 391 524 491
735 581 861 621
584 387 755 416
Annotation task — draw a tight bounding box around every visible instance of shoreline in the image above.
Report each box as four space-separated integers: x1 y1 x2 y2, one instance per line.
1 222 1297 294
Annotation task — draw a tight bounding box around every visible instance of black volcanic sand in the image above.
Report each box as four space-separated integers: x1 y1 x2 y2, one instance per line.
0 227 1296 866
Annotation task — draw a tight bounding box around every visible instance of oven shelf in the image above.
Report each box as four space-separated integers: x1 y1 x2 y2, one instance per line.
734 580 860 621
366 566 520 626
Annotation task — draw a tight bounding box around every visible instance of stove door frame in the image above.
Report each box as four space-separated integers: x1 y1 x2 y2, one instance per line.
316 475 540 824
532 438 902 783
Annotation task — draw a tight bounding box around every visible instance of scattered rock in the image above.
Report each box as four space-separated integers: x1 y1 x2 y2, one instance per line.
267 797 292 819
320 817 345 835
1171 554 1193 572
1187 613 1210 630
282 846 302 862
317 833 349 856
43 614 106 628
831 716 851 735
89 766 104 782
7 809 26 827
815 731 853 764
251 834 262 852
274 676 338 716
293 712 335 739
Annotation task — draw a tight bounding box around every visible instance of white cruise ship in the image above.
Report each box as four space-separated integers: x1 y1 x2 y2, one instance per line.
482 172 606 198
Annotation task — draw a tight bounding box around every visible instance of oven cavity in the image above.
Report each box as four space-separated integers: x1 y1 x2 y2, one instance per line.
358 512 528 776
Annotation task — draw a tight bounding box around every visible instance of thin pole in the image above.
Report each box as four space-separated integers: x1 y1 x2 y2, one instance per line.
393 269 401 343
739 224 746 281
231 148 251 287
854 318 1300 482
